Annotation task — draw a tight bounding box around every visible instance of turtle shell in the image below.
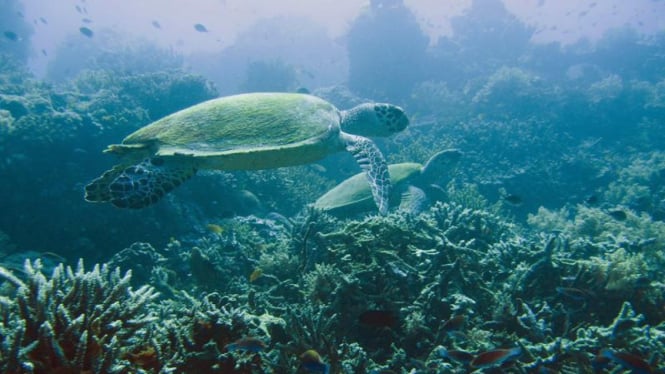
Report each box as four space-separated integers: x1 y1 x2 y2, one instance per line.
314 162 422 214
116 93 342 169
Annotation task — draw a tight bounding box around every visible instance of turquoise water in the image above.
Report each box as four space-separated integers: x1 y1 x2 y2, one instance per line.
1 0 664 372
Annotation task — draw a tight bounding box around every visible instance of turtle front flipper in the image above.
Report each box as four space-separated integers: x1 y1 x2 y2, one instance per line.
342 133 391 215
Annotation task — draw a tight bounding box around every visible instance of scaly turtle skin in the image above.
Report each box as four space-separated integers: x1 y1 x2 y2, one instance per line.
313 149 462 216
84 92 408 213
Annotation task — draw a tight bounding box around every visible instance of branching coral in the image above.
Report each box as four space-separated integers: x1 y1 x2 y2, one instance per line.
0 259 159 373
148 291 285 373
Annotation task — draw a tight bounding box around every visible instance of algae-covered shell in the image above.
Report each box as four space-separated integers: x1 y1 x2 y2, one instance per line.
113 92 341 169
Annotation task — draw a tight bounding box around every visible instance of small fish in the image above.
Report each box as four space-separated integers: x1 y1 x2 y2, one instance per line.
225 337 266 353
152 20 161 29
249 268 263 282
75 5 83 13
3 31 18 41
206 223 224 234
503 194 523 205
39 17 48 24
194 23 208 32
584 194 598 205
79 27 94 38
471 347 522 369
300 350 329 374
81 18 92 23
441 315 466 333
607 209 627 221
600 349 653 374
556 286 594 301
296 87 311 94
437 347 474 364
358 310 397 328
41 49 47 56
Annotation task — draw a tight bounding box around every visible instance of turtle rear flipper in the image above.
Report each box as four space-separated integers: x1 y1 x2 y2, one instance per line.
84 164 129 203
342 133 391 215
108 158 197 209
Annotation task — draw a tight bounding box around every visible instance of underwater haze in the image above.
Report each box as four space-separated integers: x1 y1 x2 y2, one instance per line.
1 0 665 372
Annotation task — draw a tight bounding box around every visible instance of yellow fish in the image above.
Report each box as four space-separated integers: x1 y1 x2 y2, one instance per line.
249 268 263 282
206 223 224 234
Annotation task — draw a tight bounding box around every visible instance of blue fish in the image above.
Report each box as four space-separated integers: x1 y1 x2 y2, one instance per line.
194 23 208 32
79 27 94 38
3 31 18 41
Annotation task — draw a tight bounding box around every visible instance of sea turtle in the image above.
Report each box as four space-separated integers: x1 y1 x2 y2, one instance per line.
313 149 462 216
84 92 408 214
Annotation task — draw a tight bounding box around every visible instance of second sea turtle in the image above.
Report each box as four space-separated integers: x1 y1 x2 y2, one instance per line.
313 149 462 216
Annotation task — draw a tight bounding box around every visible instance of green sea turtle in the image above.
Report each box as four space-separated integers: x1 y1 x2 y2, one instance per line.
84 92 408 214
313 149 462 216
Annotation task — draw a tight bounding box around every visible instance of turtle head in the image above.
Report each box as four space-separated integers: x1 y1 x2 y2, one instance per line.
340 103 408 137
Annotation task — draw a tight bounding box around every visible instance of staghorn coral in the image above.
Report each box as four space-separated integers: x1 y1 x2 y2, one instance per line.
0 259 159 373
186 215 295 293
148 291 285 373
278 304 339 371
302 263 346 305
520 301 665 373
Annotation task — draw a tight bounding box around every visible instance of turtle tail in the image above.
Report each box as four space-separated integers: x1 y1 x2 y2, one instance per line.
84 158 197 209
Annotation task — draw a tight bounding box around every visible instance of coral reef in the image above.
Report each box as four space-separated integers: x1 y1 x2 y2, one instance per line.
2 1 665 372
